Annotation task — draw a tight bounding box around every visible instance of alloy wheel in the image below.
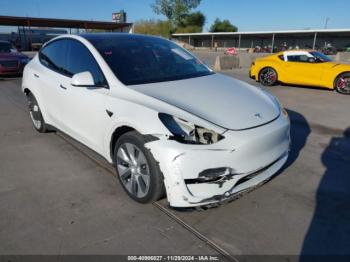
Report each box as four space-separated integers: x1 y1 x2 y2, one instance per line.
260 68 277 85
336 76 350 94
116 143 151 199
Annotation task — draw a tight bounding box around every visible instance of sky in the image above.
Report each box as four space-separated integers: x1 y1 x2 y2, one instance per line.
1 0 350 32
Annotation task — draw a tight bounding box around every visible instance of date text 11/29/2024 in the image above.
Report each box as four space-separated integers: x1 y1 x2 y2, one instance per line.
127 255 221 261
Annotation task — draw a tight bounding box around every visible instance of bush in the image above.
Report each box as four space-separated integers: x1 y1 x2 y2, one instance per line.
134 19 173 38
175 25 202 33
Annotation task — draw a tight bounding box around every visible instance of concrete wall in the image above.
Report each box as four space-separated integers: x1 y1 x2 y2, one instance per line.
335 52 350 63
192 50 343 69
213 55 240 70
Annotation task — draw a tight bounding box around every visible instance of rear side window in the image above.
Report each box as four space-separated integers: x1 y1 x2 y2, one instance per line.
65 39 107 86
39 40 67 73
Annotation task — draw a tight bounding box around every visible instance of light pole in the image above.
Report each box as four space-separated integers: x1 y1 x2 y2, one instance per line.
324 17 330 29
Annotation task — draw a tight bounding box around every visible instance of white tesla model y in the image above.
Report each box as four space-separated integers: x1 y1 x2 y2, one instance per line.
22 33 290 207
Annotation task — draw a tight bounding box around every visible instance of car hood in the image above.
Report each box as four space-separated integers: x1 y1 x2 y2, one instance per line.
129 73 280 130
0 52 26 61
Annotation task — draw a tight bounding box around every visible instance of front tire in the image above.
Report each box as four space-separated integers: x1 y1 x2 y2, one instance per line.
259 67 278 86
334 73 350 95
27 93 48 133
113 131 165 203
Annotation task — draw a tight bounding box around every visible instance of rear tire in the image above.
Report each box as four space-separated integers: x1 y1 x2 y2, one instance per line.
113 131 165 203
259 67 278 86
334 73 350 95
27 93 48 133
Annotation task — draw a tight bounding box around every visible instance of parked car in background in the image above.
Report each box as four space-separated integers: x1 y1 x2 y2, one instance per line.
320 46 337 55
253 46 273 53
250 50 350 94
0 41 30 76
22 33 290 207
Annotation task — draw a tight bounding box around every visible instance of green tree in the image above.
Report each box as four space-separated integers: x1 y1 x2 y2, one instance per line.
175 25 202 33
179 11 205 27
176 11 205 33
134 19 173 38
209 18 238 32
151 0 202 26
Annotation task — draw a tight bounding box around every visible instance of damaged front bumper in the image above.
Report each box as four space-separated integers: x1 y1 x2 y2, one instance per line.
145 114 290 208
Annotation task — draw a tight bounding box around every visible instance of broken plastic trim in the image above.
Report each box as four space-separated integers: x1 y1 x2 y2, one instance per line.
158 113 224 145
185 167 237 188
142 134 160 142
187 152 288 205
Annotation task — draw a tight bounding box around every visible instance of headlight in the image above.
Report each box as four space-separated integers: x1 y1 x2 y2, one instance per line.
159 113 224 145
271 95 288 118
282 108 289 118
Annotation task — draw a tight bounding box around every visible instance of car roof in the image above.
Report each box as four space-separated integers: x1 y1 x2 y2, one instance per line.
80 32 166 42
281 50 315 55
44 33 170 50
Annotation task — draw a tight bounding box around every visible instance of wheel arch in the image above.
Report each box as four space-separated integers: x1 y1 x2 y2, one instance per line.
23 87 32 96
333 71 350 88
22 86 49 121
259 66 278 78
109 125 136 161
258 66 279 85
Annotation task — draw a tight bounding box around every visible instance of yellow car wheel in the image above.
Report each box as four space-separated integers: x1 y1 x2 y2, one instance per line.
259 67 278 86
334 73 350 95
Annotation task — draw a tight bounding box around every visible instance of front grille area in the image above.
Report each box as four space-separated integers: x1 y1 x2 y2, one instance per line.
235 152 288 187
0 60 18 68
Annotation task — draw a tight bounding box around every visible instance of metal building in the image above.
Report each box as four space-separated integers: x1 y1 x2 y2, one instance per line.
0 15 133 51
172 29 350 51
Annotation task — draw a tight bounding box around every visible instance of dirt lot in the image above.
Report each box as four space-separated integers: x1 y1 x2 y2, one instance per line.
0 64 349 260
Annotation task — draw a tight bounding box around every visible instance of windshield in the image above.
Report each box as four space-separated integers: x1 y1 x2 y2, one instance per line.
310 51 332 62
86 35 213 85
0 42 12 53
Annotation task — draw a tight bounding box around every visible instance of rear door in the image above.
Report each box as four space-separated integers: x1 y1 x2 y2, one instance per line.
36 39 69 128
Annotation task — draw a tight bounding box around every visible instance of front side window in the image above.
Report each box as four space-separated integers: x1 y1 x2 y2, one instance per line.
287 55 310 63
65 39 107 86
86 35 213 85
39 40 67 72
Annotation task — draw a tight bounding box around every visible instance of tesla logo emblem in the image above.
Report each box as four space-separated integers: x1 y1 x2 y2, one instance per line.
255 113 263 119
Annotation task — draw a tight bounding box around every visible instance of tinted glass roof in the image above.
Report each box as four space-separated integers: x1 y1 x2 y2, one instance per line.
81 33 165 42
81 33 213 85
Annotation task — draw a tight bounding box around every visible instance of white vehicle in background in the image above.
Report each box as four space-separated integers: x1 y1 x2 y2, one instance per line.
22 33 290 207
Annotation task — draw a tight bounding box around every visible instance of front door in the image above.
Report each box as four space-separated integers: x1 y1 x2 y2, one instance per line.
61 39 110 155
282 53 323 86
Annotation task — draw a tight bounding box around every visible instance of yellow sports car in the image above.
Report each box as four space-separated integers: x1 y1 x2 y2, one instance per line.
249 50 350 94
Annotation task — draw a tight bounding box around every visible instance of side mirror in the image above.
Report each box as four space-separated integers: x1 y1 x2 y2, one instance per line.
71 71 95 87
